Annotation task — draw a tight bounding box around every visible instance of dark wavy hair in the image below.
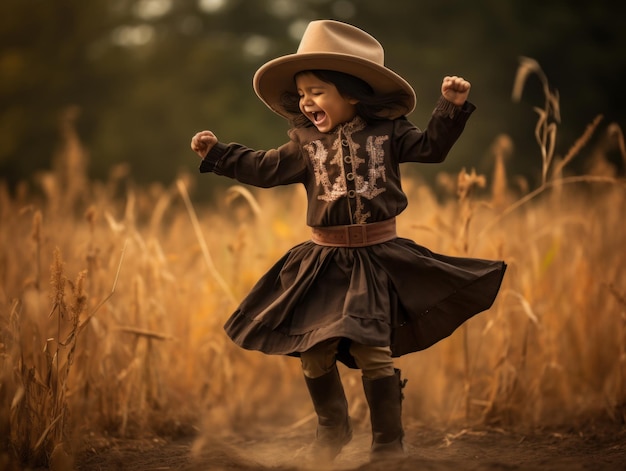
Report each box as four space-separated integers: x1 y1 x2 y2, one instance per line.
280 69 411 128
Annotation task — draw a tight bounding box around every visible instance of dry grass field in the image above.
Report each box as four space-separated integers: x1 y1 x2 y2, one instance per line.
1 61 625 470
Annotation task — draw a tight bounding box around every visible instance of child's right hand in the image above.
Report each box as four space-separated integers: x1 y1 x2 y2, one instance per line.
190 130 218 158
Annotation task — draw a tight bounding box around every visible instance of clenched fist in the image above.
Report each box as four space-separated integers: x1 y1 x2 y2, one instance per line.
441 76 471 106
190 130 218 158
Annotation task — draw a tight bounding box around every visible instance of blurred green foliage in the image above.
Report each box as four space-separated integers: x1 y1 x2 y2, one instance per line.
1 0 624 196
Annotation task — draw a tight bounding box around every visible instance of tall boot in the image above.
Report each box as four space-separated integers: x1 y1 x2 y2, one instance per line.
303 366 353 461
362 368 407 458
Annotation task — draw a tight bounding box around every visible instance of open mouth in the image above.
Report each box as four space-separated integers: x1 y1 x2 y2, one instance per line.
311 111 326 125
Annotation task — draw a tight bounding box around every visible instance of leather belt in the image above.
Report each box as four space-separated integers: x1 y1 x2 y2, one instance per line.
311 218 397 247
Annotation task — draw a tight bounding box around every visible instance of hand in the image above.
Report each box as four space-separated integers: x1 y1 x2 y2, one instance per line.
441 76 471 106
190 130 218 158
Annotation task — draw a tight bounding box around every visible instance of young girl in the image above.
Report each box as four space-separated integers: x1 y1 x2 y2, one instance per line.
191 20 506 461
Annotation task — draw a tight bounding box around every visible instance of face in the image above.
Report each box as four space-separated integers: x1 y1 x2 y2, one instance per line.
295 72 358 133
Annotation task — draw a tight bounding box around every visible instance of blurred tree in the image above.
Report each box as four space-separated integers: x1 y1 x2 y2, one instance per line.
0 0 118 185
0 0 624 195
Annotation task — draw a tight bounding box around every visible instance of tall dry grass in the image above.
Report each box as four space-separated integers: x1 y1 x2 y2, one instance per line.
1 60 625 467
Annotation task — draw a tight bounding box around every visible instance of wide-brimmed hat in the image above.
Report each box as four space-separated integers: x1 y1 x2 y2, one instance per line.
253 20 416 120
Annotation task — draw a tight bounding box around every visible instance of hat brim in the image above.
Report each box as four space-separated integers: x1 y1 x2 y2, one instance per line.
253 53 416 120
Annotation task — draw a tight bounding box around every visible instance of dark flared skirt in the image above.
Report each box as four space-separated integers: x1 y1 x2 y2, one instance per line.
223 238 506 368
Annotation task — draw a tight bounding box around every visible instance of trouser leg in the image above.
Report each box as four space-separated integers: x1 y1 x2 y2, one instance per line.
349 342 395 379
300 338 341 379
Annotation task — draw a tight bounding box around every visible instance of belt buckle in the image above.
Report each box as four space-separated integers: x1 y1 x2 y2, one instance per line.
346 224 366 246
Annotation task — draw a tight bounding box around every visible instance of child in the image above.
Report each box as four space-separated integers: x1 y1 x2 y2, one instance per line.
191 20 506 461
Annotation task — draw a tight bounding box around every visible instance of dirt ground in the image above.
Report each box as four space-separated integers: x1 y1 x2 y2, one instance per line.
49 419 626 471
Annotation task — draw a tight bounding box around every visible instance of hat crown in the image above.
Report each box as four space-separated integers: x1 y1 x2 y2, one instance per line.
296 20 385 66
252 20 416 119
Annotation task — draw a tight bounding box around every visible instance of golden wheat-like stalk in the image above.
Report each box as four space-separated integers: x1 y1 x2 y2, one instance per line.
512 56 561 185
490 134 514 210
225 185 263 219
553 114 604 177
176 179 237 305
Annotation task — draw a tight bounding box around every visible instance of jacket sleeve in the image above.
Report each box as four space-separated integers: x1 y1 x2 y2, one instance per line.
198 138 307 188
395 96 476 164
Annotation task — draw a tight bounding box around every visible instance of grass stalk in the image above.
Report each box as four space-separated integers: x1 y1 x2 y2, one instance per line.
176 179 237 306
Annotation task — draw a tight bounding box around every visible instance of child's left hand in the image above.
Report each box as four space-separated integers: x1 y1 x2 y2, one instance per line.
441 76 471 106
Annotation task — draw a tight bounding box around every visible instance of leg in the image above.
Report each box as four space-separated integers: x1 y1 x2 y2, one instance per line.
350 343 406 458
300 339 352 461
348 343 395 379
301 338 341 379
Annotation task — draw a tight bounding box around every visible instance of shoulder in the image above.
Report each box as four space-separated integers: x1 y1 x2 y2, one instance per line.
367 116 418 131
287 125 322 144
388 116 421 136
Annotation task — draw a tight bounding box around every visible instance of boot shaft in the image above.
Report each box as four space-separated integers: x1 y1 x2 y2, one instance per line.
362 368 406 453
303 366 352 461
304 366 349 426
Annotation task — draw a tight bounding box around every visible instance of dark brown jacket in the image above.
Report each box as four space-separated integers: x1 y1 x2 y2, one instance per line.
200 97 475 227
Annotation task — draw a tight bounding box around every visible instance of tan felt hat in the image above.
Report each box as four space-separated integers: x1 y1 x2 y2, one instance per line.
253 20 416 120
